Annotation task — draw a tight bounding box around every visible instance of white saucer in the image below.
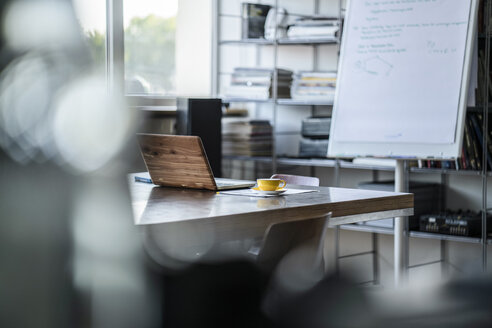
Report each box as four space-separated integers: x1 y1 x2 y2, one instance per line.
251 187 287 195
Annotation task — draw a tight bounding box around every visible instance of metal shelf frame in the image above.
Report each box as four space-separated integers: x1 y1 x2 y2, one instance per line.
276 99 334 106
223 155 490 176
219 38 338 46
340 224 483 244
214 0 343 174
479 0 491 271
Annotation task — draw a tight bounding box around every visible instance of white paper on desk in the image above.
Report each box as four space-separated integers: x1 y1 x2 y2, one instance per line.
218 188 318 198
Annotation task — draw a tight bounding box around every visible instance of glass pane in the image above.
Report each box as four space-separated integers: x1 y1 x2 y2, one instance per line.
73 0 106 70
124 0 178 95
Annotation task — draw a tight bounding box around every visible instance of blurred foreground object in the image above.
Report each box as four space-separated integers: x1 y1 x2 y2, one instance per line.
0 1 155 327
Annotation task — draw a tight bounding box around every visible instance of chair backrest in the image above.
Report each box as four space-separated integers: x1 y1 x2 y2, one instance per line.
256 213 331 275
261 214 332 319
270 174 319 187
255 174 323 273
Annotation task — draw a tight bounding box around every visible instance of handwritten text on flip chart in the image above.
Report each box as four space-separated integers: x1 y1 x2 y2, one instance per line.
333 0 472 144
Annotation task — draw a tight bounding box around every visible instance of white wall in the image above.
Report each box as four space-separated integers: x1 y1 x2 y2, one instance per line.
176 0 213 96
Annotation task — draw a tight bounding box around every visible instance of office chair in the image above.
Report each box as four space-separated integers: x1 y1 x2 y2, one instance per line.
269 174 319 187
250 174 328 275
256 213 330 274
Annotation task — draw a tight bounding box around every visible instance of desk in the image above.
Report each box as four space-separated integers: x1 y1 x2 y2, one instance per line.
130 173 413 264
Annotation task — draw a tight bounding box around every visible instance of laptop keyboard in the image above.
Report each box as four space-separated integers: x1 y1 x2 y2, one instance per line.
216 182 237 187
214 178 255 188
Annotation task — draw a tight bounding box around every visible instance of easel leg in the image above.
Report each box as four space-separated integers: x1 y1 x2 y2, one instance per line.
394 160 406 287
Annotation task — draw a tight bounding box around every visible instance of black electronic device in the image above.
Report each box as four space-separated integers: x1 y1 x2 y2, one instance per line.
357 181 441 229
419 211 491 237
176 98 222 177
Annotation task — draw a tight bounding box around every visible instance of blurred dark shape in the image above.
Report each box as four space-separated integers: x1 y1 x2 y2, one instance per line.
267 274 373 328
0 0 77 326
443 274 492 327
0 156 74 327
176 98 222 177
160 260 271 328
364 273 492 328
154 257 373 328
0 0 154 327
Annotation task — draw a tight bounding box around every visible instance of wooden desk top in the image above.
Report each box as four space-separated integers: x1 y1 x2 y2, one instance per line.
129 173 413 263
130 173 413 228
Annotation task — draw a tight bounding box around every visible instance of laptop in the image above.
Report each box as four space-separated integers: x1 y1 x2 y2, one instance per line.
137 134 256 190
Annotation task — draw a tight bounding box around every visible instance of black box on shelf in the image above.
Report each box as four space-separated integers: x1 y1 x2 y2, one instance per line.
176 98 222 177
357 181 441 229
298 138 329 158
419 211 491 237
301 117 331 139
241 3 271 39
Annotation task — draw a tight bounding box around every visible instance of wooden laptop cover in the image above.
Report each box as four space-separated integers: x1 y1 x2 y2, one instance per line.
138 134 217 190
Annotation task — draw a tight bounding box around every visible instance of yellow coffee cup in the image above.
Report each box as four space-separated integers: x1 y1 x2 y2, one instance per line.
257 178 286 191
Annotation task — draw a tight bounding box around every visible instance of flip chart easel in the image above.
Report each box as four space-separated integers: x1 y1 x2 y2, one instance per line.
328 0 478 286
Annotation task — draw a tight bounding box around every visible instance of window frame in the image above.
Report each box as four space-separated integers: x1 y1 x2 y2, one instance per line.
106 0 177 107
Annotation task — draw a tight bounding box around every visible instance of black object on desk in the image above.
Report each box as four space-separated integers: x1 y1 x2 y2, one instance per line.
176 98 222 177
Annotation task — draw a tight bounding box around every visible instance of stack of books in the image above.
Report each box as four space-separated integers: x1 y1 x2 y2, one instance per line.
298 117 331 158
476 49 492 104
287 16 339 40
225 68 293 100
423 113 492 171
222 120 273 156
291 71 337 102
459 113 492 171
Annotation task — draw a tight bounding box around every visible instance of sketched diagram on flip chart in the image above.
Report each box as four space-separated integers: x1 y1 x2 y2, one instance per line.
355 55 393 76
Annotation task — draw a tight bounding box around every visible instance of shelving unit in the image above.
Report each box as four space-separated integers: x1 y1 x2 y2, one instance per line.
223 155 489 176
340 224 483 244
213 0 492 278
214 0 343 172
478 0 491 270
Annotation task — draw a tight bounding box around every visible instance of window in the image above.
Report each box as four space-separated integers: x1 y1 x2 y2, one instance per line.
72 0 209 99
123 0 178 95
73 0 106 70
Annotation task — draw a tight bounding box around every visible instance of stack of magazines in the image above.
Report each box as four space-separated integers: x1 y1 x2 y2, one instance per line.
222 120 272 156
291 71 337 102
225 67 293 100
287 16 339 40
298 117 331 158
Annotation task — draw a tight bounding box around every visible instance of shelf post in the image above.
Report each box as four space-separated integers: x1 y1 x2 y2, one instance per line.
211 0 219 96
394 159 407 286
271 0 279 175
481 0 491 272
